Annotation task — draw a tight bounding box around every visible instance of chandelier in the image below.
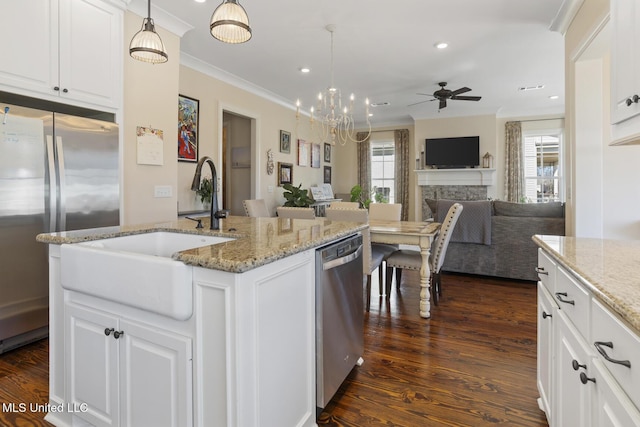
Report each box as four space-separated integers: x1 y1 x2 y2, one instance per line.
297 25 371 145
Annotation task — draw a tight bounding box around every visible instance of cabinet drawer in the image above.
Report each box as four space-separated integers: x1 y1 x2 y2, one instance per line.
592 298 640 410
555 267 590 340
537 249 557 294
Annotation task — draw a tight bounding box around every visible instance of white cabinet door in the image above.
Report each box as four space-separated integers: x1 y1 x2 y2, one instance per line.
611 0 640 125
66 303 120 427
67 302 193 427
592 359 640 426
555 311 592 427
537 282 556 420
119 319 193 427
58 0 122 109
0 0 122 110
0 0 59 96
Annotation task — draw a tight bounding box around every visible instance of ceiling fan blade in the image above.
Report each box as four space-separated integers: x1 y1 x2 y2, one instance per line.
439 99 447 109
450 87 471 96
407 99 431 107
416 92 433 96
451 95 482 101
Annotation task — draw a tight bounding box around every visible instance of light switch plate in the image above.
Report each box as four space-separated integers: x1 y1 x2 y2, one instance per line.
154 185 172 198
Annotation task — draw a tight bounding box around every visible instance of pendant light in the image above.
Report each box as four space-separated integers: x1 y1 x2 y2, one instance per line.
210 0 252 44
129 0 168 64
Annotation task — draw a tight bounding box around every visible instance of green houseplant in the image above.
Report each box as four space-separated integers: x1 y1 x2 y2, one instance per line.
282 183 313 207
195 177 213 205
350 184 389 208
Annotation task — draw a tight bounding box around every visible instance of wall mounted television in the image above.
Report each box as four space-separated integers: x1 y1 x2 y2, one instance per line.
425 136 480 168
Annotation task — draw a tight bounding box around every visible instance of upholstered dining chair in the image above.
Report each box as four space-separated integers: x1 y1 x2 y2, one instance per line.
384 202 463 305
325 207 385 311
276 206 316 219
243 199 270 217
368 203 402 297
368 203 402 221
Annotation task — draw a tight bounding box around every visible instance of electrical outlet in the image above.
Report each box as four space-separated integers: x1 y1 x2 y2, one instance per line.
154 185 172 198
268 185 274 193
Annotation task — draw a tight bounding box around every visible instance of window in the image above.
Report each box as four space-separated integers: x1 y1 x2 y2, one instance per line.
370 140 395 203
523 131 563 203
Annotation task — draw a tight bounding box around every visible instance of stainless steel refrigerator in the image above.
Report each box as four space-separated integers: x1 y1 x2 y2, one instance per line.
0 95 119 353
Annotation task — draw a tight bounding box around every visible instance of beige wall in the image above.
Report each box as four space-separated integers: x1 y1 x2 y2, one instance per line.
177 66 326 217
122 11 181 225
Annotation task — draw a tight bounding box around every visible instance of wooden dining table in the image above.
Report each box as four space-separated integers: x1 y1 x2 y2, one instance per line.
368 219 441 318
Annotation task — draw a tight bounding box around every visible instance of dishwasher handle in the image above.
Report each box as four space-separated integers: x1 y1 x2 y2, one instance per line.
323 244 363 271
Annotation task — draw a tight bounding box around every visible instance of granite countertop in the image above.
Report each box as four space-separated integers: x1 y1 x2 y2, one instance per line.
534 235 640 334
36 215 367 273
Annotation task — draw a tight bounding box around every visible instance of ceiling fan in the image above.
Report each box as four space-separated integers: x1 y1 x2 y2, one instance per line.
410 82 482 109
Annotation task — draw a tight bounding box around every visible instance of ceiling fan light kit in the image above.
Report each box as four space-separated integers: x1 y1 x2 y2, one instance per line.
210 0 252 44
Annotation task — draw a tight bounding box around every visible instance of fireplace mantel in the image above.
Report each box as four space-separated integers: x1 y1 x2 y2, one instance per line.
415 168 496 186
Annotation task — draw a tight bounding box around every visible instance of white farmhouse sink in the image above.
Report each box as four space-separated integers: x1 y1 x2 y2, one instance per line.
60 232 234 320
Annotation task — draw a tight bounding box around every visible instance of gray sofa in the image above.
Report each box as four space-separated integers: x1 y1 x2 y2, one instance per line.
425 199 565 281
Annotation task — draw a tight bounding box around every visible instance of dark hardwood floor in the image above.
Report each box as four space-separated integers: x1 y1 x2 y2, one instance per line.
0 271 548 427
318 271 549 427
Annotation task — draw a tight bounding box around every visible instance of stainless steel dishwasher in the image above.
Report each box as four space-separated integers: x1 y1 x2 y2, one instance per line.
316 233 364 410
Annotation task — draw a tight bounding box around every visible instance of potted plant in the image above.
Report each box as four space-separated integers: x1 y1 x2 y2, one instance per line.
282 183 313 207
195 177 213 207
350 185 389 208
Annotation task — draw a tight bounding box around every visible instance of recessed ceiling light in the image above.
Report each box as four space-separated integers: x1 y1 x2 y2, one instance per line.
434 42 448 49
194 0 206 3
368 113 373 117
299 67 310 73
518 85 545 91
549 95 559 100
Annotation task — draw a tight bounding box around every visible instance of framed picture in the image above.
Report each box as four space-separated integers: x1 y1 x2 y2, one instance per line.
280 130 291 154
178 95 199 162
324 166 332 184
311 143 321 168
297 139 309 166
324 143 331 163
278 162 293 186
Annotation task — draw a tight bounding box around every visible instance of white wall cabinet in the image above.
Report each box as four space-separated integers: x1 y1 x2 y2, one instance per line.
610 0 640 144
0 0 122 111
537 248 640 426
65 302 193 427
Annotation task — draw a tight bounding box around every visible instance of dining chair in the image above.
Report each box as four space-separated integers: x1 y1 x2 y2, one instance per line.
325 207 385 311
276 206 316 219
368 203 402 297
243 199 270 217
368 203 402 221
384 202 463 305
329 201 359 209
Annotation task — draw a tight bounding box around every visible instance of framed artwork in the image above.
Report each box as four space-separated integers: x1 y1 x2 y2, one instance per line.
311 143 321 168
297 139 309 166
324 143 331 163
280 130 291 154
278 162 293 186
178 94 199 162
324 166 332 184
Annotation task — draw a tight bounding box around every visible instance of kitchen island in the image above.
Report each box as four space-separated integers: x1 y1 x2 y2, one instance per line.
37 215 366 427
534 235 640 426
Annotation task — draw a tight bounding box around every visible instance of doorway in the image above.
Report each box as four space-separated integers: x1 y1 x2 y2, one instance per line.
221 110 254 215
